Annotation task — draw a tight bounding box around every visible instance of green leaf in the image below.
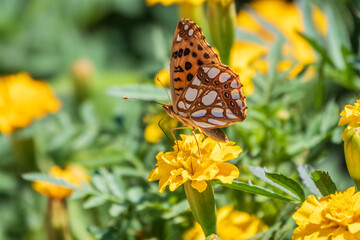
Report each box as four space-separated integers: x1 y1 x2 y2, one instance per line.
298 165 321 196
213 180 300 205
107 84 170 102
22 173 79 190
248 166 298 198
265 172 305 202
311 170 337 196
83 195 107 209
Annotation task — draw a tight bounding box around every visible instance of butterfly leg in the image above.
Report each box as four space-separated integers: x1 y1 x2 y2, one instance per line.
191 128 203 162
170 126 188 151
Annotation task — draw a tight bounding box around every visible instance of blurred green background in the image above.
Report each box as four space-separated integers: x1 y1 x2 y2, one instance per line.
0 0 360 239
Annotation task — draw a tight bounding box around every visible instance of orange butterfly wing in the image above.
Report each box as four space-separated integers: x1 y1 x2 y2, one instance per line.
175 64 247 129
170 18 220 107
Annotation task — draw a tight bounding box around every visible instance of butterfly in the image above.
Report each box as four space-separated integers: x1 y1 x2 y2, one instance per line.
163 18 247 143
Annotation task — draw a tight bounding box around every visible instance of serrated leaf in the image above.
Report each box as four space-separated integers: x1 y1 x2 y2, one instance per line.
92 172 109 194
265 172 305 202
213 180 299 205
248 166 297 197
298 165 321 196
83 196 107 209
311 170 337 196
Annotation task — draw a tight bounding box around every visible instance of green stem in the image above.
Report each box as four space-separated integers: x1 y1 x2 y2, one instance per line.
184 181 216 237
207 0 236 65
46 199 72 240
10 128 37 172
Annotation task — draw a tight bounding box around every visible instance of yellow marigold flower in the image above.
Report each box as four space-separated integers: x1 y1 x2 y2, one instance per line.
183 206 268 240
292 187 360 240
338 100 360 140
0 72 61 134
148 134 241 193
146 0 205 6
339 100 360 127
33 165 90 199
154 69 170 87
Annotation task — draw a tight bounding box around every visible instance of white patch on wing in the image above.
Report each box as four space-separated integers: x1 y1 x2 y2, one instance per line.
185 87 198 102
208 118 226 126
192 77 201 86
188 29 194 36
236 99 243 108
226 109 237 119
211 108 224 117
202 90 217 106
179 111 187 117
191 109 207 117
208 68 220 79
193 120 214 129
230 80 238 88
178 101 185 109
184 24 189 30
216 103 223 106
176 34 182 42
185 102 191 109
231 89 240 99
219 72 231 83
202 67 211 73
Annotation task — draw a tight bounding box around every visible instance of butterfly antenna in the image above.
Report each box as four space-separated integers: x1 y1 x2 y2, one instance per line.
123 96 165 106
156 77 172 103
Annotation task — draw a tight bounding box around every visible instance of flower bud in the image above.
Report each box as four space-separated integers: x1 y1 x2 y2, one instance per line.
344 127 360 189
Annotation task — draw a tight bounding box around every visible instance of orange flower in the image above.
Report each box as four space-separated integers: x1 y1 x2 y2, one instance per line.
0 72 61 134
33 165 90 199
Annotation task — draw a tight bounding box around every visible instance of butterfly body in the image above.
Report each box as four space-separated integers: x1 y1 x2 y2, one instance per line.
166 18 247 142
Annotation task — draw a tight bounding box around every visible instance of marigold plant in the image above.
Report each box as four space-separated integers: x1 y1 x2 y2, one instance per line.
183 205 268 240
339 99 360 139
292 187 360 240
0 72 61 134
148 134 241 192
33 165 90 199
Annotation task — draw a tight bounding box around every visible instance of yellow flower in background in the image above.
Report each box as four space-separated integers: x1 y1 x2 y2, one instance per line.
148 134 241 193
33 165 90 199
0 73 61 134
292 187 360 240
143 113 178 143
154 68 171 87
230 41 267 96
183 206 268 240
146 0 205 6
235 0 328 81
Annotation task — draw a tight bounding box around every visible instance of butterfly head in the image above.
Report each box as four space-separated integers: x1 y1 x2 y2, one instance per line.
163 104 176 118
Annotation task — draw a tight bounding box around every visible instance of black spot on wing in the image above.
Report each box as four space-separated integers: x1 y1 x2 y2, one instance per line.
198 60 203 66
185 62 192 70
184 48 190 56
174 66 184 72
175 87 184 92
174 77 182 82
187 73 194 81
203 53 210 59
192 52 197 57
